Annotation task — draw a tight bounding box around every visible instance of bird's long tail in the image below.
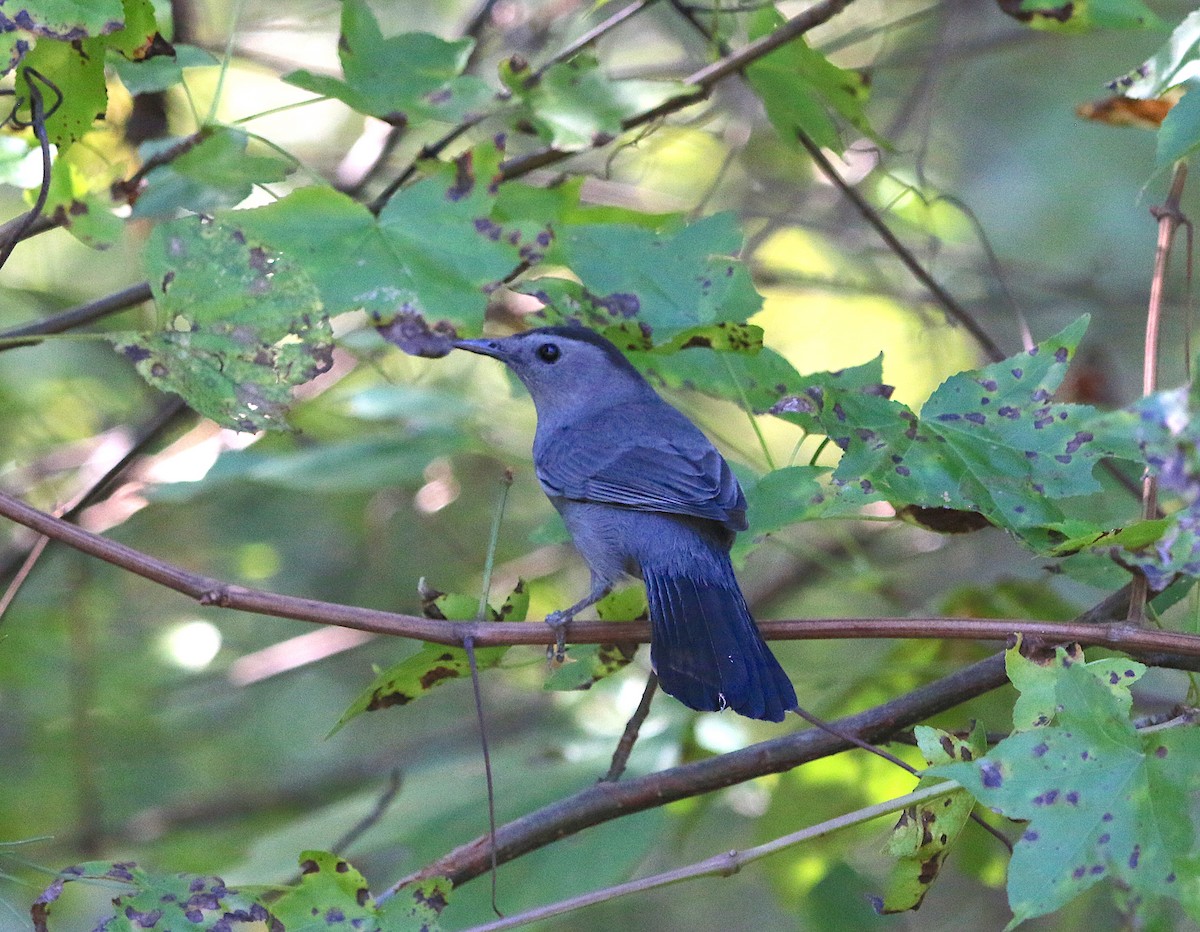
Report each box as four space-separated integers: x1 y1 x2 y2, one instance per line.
643 554 797 722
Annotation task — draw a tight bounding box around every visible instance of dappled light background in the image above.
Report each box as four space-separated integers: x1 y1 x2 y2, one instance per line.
0 1 1193 930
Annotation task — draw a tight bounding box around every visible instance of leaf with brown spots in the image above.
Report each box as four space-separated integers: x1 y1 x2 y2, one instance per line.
876 723 986 914
789 317 1137 538
110 215 331 432
997 0 1158 31
330 582 528 733
272 850 417 931
382 876 452 930
543 585 644 691
32 861 270 932
932 658 1200 927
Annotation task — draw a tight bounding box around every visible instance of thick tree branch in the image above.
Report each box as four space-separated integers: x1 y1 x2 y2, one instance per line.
388 649 1009 893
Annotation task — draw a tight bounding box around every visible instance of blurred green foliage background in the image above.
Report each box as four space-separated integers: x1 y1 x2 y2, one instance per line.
1 1 1197 929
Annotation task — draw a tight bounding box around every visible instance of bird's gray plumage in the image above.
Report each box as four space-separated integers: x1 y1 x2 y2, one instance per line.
455 324 796 721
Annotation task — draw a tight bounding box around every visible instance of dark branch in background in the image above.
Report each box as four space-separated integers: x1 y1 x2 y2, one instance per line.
388 653 1006 894
0 399 187 577
602 673 658 782
0 69 59 271
0 281 154 350
794 131 1005 361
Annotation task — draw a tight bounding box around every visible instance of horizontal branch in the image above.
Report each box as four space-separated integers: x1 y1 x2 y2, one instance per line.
1 489 1194 667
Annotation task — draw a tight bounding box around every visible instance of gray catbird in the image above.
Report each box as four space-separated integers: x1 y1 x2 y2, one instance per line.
455 325 798 722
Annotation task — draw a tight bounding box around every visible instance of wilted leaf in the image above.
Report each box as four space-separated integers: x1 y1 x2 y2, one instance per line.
332 582 527 732
875 723 985 913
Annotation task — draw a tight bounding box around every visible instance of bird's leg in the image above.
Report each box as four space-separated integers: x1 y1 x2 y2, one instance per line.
545 578 612 663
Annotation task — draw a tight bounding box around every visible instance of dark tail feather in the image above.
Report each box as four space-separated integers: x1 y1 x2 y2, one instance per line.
644 559 797 722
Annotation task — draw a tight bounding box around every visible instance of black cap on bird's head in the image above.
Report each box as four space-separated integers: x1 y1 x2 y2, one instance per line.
454 325 650 411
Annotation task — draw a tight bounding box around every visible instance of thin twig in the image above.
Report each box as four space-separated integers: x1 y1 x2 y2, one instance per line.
495 0 859 182
533 0 656 79
460 780 960 931
464 636 502 918
0 398 188 586
0 282 155 350
1129 162 1189 624
329 769 403 856
603 673 659 782
793 130 1005 362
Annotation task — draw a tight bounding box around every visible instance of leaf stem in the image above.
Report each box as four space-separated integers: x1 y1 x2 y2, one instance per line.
1129 160 1188 623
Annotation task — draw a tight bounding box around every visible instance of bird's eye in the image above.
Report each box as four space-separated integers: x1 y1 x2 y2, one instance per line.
536 342 561 363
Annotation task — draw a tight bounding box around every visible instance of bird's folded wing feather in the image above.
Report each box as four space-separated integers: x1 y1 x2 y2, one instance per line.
535 407 746 530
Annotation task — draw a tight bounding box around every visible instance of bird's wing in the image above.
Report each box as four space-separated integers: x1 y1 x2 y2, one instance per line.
534 404 747 530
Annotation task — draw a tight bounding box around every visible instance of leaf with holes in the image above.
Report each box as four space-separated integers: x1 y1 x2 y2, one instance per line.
500 53 687 151
235 144 542 338
284 0 491 125
932 659 1200 928
111 216 331 432
777 317 1137 535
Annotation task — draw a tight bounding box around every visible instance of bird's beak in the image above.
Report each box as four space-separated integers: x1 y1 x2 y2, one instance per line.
453 338 506 360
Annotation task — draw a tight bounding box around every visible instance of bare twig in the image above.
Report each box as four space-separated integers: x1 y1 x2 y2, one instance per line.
533 0 656 79
1129 162 1189 623
496 0 859 182
459 780 960 931
0 397 188 587
602 672 659 782
329 769 403 857
0 282 155 350
793 131 1005 362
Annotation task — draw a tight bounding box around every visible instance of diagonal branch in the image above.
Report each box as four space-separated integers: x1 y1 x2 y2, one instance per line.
387 649 1010 893
0 282 154 350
